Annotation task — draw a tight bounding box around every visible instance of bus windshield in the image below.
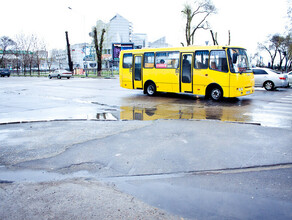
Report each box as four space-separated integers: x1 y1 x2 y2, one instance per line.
228 48 252 73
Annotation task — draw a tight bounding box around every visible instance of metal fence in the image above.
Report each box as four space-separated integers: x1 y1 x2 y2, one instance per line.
9 68 119 78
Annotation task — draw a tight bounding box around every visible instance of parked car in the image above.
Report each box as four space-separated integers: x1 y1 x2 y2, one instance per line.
287 71 292 86
252 68 289 91
48 69 72 79
0 68 10 77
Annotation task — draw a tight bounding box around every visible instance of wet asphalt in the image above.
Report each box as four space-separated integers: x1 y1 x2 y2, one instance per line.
0 77 292 219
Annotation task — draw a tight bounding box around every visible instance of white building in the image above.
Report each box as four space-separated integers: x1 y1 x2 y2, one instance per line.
132 33 148 48
67 14 171 69
50 49 68 70
149 37 171 48
105 14 133 49
71 43 86 68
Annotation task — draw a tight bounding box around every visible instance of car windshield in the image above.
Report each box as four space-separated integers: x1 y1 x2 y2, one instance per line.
227 48 252 73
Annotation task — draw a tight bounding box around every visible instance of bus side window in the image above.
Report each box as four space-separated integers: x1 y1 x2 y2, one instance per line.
209 50 228 72
123 53 133 68
144 52 154 68
194 51 209 69
155 52 179 69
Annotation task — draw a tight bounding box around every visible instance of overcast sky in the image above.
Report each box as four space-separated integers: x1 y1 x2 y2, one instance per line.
1 0 289 60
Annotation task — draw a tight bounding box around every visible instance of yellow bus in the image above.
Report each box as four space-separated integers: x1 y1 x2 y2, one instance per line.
119 46 254 101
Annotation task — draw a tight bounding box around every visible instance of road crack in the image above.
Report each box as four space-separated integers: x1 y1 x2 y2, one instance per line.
104 163 292 180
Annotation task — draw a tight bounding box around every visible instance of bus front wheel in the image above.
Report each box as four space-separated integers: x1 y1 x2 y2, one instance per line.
145 82 156 96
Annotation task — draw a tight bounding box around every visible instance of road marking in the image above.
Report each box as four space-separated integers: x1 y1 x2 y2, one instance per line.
264 106 292 110
259 109 292 115
273 100 292 103
245 93 292 128
244 112 292 119
280 97 292 100
268 102 292 107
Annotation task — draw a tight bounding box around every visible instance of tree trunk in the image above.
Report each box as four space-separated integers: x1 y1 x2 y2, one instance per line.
65 31 73 72
93 28 106 76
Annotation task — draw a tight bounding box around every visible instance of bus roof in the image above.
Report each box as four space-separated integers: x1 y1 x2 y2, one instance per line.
120 45 246 54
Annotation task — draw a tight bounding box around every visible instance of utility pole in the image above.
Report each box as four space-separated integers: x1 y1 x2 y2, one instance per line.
65 31 73 72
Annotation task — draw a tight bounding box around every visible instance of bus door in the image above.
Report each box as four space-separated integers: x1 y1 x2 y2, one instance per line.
133 55 143 89
180 53 193 93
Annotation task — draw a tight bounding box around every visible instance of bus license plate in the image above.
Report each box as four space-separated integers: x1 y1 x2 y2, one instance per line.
246 91 250 94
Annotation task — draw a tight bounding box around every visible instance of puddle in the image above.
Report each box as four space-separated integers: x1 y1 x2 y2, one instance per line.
119 105 254 124
119 101 292 128
0 98 290 128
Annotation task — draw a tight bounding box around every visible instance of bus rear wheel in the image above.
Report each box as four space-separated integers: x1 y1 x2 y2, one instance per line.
209 86 223 101
145 82 156 96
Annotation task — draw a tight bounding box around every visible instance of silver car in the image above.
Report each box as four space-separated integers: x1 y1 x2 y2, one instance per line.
287 71 292 86
48 69 72 79
252 68 289 91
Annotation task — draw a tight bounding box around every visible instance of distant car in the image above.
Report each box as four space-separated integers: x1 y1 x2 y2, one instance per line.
0 68 10 77
48 69 72 79
287 71 292 86
252 68 289 91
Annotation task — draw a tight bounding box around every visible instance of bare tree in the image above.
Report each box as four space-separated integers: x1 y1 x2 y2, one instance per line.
32 36 47 76
285 2 292 71
287 0 292 33
15 34 34 75
286 34 292 71
90 21 106 76
277 36 287 70
258 34 284 69
181 0 216 46
44 46 53 72
27 35 37 75
0 36 16 68
12 39 22 74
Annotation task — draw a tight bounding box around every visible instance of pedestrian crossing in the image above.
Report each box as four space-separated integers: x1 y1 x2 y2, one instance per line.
244 93 292 128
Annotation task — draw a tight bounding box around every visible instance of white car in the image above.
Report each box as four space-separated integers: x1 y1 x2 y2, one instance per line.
48 69 72 79
252 68 289 91
287 71 292 86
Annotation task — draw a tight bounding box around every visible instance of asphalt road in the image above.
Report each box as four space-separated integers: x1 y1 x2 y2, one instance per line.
0 77 292 219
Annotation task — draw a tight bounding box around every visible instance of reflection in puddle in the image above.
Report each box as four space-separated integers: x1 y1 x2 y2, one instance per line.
118 94 292 128
120 104 253 124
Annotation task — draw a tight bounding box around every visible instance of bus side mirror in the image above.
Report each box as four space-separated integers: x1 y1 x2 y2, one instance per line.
233 54 238 64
